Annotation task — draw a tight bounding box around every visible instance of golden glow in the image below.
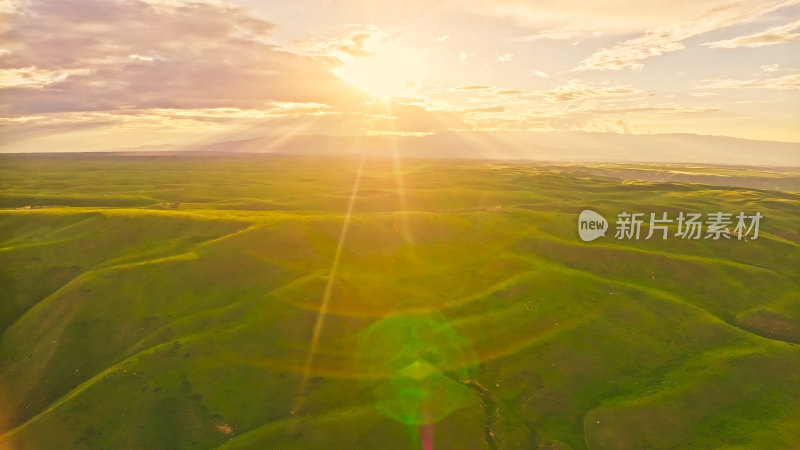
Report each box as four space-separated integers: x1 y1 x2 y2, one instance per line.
294 151 366 416
335 47 425 99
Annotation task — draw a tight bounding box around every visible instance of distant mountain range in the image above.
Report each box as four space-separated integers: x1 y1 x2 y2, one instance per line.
102 131 800 166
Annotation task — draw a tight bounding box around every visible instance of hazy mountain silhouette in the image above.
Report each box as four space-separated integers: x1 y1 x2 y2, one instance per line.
104 131 799 166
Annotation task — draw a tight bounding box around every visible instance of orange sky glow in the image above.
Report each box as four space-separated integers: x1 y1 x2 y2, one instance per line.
0 0 799 160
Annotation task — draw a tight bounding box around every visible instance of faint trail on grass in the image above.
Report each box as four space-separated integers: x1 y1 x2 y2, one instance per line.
0 267 325 440
0 321 248 441
580 345 769 450
0 251 200 344
0 270 87 341
0 222 268 431
532 228 795 280
213 404 376 449
0 220 252 340
0 238 75 254
194 223 261 249
521 247 800 347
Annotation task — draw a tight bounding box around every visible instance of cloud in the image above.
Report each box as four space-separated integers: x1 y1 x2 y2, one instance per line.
0 106 385 152
420 79 680 135
573 1 796 71
0 0 366 115
582 103 722 114
543 80 640 101
372 101 463 133
336 31 377 57
472 0 789 32
453 85 493 91
495 89 527 95
298 26 386 58
704 19 800 48
697 73 800 89
128 54 155 62
2 0 796 149
464 106 506 113
430 81 643 120
573 29 686 71
511 27 601 42
0 67 90 88
0 103 334 134
0 1 472 146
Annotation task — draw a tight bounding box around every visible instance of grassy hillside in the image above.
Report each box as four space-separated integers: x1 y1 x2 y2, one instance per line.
1 153 798 449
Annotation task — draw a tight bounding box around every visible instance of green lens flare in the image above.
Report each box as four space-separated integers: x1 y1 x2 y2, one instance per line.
358 310 477 425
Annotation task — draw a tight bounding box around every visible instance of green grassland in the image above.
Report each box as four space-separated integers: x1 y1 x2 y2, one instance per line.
0 153 799 449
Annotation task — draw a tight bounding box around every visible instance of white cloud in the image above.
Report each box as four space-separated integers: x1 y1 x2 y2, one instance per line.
0 0 17 14
297 26 387 58
511 27 601 42
473 0 792 32
698 73 800 89
583 103 721 114
497 53 514 62
450 85 493 91
458 51 467 63
575 29 687 71
1 0 365 115
1 104 335 130
761 64 781 72
543 79 641 101
0 67 91 88
704 19 800 48
436 34 450 42
128 54 154 62
573 1 796 71
531 70 549 78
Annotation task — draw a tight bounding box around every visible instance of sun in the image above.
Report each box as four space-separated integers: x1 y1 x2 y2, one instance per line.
335 47 425 99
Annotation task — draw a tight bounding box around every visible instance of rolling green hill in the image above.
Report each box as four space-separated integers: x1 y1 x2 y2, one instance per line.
1 153 799 449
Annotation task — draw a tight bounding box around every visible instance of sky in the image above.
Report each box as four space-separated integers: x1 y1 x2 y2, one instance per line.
1 0 799 154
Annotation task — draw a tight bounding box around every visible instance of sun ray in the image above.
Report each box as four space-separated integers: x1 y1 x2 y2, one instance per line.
386 101 415 243
293 148 367 415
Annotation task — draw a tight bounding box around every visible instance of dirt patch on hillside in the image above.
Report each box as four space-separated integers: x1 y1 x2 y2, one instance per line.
736 309 800 344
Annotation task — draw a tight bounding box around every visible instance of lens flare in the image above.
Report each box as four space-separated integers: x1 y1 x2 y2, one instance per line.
358 308 478 426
